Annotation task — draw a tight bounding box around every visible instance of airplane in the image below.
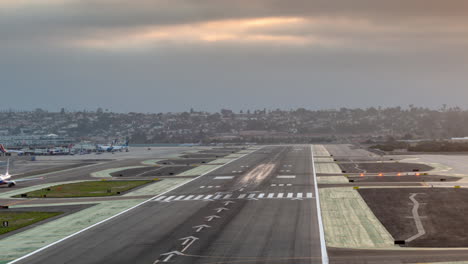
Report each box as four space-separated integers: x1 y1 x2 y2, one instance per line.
96 140 129 152
0 144 24 155
0 159 43 187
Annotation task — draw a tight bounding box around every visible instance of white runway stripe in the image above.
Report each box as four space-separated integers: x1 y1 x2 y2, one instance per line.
184 195 194 200
174 195 185 201
164 196 175 202
214 176 234 179
156 192 315 202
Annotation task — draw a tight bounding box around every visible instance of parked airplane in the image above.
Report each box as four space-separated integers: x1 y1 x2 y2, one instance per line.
96 140 129 152
0 159 43 187
0 144 24 155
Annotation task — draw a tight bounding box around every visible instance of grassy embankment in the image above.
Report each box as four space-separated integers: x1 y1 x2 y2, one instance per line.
0 211 63 235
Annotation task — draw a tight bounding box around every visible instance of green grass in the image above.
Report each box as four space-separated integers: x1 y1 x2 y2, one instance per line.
14 180 153 198
0 211 63 235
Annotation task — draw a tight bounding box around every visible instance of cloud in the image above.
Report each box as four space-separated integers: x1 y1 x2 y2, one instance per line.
1 0 468 112
2 0 468 53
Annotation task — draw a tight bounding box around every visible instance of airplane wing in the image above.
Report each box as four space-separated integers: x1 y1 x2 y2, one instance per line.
12 177 44 182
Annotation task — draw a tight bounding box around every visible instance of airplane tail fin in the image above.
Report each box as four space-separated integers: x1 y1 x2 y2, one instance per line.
0 144 7 153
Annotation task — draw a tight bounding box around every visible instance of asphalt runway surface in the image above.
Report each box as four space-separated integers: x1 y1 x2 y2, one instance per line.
12 146 324 264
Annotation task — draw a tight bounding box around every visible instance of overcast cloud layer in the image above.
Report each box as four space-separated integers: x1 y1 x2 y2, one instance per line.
1 0 468 112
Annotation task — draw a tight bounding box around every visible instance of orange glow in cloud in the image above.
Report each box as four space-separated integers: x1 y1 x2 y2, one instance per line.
72 17 317 49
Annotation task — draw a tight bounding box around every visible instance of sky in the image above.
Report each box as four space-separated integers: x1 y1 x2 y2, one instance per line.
1 0 468 113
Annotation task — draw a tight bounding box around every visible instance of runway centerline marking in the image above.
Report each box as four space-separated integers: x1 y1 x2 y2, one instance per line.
277 175 296 179
214 176 234 180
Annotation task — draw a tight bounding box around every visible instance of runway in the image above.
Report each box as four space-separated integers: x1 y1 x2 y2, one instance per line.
11 146 325 264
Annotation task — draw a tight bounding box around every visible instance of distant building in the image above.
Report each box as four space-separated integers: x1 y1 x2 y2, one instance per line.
451 137 468 142
0 134 74 147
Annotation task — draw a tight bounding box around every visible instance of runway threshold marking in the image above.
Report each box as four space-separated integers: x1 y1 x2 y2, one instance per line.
193 195 204 200
174 195 185 201
151 192 316 202
8 147 263 264
184 195 194 200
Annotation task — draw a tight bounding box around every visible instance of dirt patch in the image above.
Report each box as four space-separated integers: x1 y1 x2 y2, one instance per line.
111 166 193 177
180 153 227 159
359 188 468 247
339 162 433 173
348 175 459 183
198 148 240 154
332 157 397 162
157 159 214 165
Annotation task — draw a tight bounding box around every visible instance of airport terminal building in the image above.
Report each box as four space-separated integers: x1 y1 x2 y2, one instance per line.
0 134 74 148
